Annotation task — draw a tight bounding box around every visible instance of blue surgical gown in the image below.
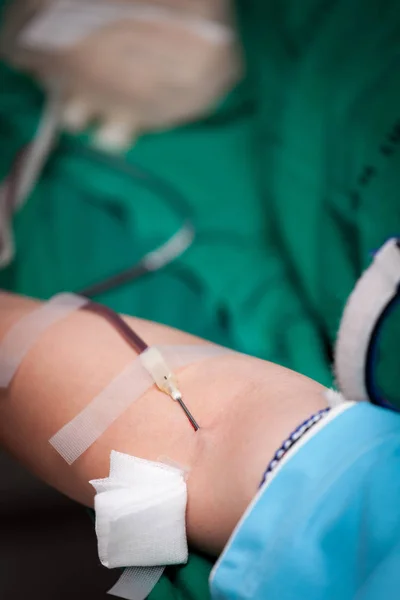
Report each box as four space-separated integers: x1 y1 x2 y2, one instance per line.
210 402 400 600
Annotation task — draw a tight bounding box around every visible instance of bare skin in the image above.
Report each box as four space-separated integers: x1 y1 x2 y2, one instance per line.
0 292 327 556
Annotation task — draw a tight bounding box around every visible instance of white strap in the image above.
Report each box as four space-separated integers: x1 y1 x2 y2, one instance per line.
50 343 232 464
108 566 164 600
335 238 400 402
0 293 88 388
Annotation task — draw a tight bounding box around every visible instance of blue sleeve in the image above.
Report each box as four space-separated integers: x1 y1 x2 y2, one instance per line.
211 403 400 600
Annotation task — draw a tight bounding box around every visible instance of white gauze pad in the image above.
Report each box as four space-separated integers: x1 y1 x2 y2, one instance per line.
0 293 88 388
90 451 188 600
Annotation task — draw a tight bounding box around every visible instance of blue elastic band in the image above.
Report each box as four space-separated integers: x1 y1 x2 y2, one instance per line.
260 407 331 488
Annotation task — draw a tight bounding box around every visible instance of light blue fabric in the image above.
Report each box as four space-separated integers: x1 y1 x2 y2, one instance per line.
210 403 400 600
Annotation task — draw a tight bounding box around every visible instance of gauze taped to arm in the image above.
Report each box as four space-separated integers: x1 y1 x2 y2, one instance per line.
90 451 189 600
91 451 188 568
0 293 88 388
0 293 231 600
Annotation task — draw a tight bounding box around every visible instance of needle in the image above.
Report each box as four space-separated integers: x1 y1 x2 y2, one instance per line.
84 301 201 431
167 379 200 432
175 395 200 432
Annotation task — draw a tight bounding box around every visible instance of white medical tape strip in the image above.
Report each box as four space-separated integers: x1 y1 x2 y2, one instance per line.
334 238 400 402
0 293 88 388
90 451 188 600
157 455 191 477
20 0 233 51
50 359 153 464
107 566 164 600
50 344 232 464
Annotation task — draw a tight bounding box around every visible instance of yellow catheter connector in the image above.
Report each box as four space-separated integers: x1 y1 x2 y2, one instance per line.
140 347 200 431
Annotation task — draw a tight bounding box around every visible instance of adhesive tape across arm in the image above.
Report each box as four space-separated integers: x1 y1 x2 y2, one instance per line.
50 343 232 464
0 293 88 388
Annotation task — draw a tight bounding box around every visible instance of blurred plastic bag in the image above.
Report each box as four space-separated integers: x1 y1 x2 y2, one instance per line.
1 0 242 148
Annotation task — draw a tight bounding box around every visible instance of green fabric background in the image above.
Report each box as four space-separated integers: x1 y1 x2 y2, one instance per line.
0 0 399 598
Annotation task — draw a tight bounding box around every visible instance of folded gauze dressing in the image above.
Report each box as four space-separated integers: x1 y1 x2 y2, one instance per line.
90 451 188 600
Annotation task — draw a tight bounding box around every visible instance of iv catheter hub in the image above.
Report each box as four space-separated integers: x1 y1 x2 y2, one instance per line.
139 345 200 431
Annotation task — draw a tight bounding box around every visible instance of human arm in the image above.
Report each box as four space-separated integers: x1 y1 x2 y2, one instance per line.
0 292 328 555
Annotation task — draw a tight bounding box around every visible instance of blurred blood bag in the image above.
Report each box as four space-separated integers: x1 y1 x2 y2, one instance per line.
1 0 242 146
